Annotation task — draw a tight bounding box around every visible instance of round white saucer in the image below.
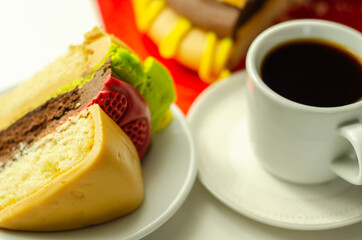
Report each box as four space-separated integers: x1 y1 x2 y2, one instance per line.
187 71 362 230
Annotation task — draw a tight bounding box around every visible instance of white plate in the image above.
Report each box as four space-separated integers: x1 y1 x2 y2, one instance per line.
0 103 197 239
187 70 362 231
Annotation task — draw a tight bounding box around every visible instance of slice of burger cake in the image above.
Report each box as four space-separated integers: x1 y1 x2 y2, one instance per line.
0 27 176 231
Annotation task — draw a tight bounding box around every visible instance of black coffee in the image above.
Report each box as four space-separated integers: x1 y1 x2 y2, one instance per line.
261 40 362 107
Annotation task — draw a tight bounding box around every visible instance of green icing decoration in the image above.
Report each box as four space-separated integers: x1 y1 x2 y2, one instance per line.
46 43 115 101
48 75 93 100
110 44 146 94
142 57 176 134
110 46 176 134
48 43 175 134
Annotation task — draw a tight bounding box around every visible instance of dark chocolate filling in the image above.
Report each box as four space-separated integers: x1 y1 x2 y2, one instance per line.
0 62 112 165
166 0 266 38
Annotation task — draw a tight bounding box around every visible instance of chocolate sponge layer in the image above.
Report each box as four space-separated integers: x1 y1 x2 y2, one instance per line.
0 63 112 164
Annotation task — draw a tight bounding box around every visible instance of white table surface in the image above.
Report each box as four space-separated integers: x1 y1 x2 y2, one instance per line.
0 1 361 239
0 0 102 92
145 179 362 240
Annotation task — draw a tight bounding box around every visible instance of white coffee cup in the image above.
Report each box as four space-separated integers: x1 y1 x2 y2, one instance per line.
246 19 362 185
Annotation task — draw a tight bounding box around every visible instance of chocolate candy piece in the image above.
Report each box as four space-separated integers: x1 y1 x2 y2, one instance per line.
166 0 266 38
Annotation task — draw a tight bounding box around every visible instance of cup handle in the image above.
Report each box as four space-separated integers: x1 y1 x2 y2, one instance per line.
330 123 362 185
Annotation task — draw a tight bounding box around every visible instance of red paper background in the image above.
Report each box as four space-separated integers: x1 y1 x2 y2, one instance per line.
97 0 362 114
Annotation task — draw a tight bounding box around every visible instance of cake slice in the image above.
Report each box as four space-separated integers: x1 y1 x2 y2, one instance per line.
0 103 144 231
0 27 176 137
0 27 176 231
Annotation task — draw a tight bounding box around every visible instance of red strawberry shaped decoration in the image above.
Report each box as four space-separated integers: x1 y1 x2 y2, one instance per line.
87 74 151 159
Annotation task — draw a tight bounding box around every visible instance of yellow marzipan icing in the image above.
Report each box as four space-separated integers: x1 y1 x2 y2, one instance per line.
133 0 233 83
214 38 233 77
137 0 166 32
199 32 217 82
218 69 231 81
219 0 247 9
159 17 191 59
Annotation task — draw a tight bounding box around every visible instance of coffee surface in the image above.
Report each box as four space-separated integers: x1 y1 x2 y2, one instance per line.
261 40 362 107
